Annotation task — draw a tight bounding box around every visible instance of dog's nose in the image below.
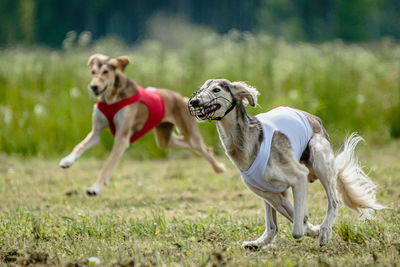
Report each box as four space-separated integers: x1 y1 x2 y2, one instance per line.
190 98 200 107
90 85 98 91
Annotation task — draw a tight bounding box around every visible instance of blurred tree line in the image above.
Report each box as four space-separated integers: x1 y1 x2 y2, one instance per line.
0 0 399 47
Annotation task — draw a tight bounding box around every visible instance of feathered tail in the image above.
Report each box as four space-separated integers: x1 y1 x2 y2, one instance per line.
335 133 386 218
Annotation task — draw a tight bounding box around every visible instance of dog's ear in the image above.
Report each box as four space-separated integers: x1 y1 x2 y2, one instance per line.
88 54 109 67
230 81 259 107
109 56 130 72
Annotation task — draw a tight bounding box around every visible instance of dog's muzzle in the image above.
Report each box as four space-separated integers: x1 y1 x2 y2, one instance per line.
188 89 236 121
90 84 108 96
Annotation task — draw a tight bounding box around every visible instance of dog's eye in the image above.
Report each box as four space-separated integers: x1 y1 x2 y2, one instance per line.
212 88 221 93
103 70 108 75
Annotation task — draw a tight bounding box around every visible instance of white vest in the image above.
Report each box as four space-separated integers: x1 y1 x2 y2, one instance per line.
240 106 312 193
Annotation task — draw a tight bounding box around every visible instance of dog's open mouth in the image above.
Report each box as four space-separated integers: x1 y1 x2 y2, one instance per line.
94 85 108 96
195 104 221 119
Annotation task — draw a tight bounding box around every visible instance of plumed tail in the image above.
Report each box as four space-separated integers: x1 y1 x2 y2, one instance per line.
335 133 386 218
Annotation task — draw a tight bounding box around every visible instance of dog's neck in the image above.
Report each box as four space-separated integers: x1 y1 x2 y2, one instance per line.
99 72 138 104
216 102 263 171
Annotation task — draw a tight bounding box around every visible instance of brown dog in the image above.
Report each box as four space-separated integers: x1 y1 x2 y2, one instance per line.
60 54 226 195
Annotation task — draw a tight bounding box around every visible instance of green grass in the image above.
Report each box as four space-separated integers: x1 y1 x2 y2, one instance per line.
0 33 400 157
0 141 399 266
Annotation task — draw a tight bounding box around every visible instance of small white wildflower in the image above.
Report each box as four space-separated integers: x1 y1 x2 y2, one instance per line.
33 104 47 118
88 256 101 265
357 94 365 104
0 106 12 124
70 87 81 98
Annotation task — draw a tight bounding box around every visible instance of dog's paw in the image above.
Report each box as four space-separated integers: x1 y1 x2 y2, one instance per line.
318 226 331 246
214 163 227 173
291 226 305 239
86 185 101 196
305 222 320 237
242 240 264 251
59 155 76 169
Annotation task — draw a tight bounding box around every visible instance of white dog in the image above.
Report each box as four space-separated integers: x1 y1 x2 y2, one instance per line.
188 78 385 249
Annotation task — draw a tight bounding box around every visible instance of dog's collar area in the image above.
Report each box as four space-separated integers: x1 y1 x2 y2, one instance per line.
212 99 236 121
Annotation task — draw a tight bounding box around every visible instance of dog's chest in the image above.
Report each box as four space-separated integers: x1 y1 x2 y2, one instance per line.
97 86 165 143
239 106 312 193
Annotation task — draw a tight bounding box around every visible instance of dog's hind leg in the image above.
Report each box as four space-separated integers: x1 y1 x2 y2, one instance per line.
154 123 193 150
243 200 278 250
189 140 226 173
154 122 225 173
172 113 226 173
167 96 226 173
308 134 339 246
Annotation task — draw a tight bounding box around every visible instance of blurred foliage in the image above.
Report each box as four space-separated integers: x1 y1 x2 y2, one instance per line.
0 0 400 47
257 0 400 42
0 22 399 157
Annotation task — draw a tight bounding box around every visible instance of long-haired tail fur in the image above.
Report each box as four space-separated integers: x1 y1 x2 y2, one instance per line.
335 133 386 218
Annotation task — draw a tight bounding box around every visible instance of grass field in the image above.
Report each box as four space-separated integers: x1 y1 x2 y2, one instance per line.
1 26 400 265
0 140 399 266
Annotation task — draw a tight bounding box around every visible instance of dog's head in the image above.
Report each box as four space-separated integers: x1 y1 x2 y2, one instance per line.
188 79 259 121
87 54 130 97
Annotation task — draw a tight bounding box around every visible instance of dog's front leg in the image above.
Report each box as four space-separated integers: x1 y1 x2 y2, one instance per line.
86 131 130 196
243 200 278 250
60 108 107 168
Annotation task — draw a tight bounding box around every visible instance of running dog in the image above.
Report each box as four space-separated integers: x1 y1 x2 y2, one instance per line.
188 78 385 249
60 54 226 195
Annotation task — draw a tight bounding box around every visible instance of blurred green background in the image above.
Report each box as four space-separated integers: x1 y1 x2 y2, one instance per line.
0 0 399 158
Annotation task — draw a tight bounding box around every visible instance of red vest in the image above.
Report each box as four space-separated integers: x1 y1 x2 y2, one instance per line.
97 86 165 143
